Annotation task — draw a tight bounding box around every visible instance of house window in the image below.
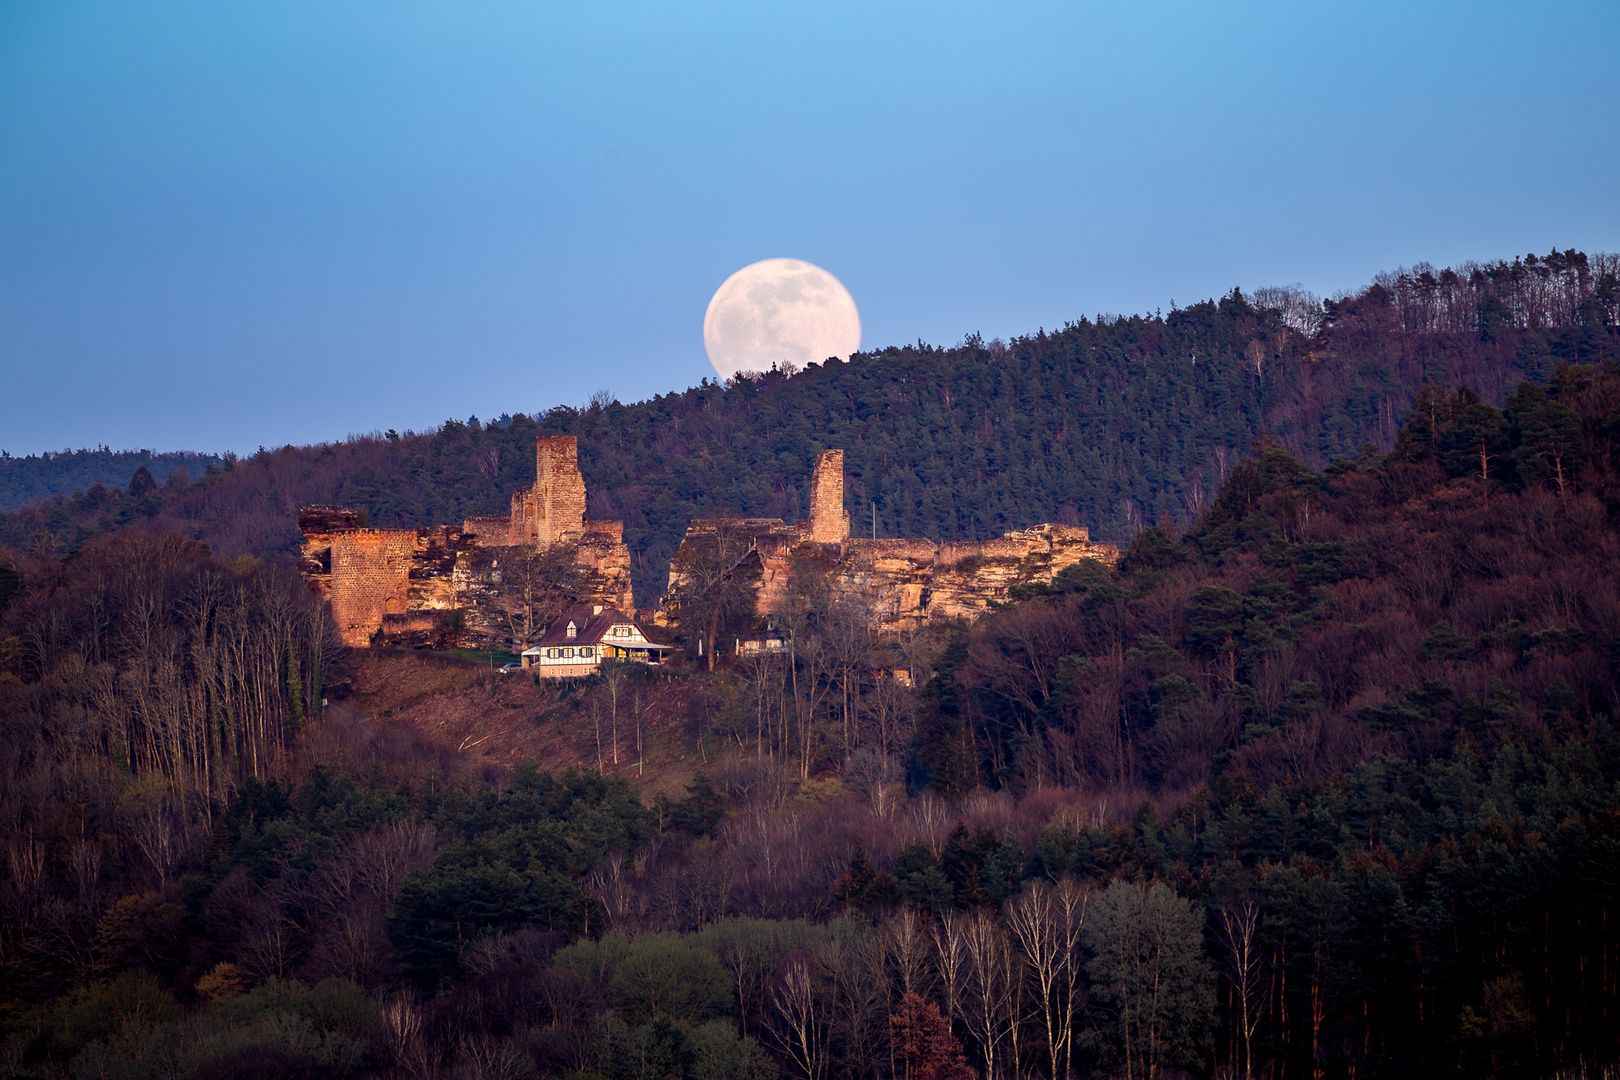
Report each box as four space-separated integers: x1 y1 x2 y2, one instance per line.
613 625 630 638
562 647 574 658
580 647 593 658
545 649 556 659
566 622 577 638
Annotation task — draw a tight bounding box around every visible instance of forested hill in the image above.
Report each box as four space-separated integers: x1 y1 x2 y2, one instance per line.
3 352 1620 1080
0 448 222 513
3 249 1616 603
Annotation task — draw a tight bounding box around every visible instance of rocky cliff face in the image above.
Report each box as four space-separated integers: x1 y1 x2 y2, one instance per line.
301 439 1116 650
658 448 1124 632
840 524 1119 627
660 519 1118 632
296 436 632 649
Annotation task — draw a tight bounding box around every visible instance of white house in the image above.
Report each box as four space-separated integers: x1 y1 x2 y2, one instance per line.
521 605 673 679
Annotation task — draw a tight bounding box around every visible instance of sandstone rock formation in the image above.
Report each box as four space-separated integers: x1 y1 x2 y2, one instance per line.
300 440 1118 651
660 449 1119 631
298 436 632 647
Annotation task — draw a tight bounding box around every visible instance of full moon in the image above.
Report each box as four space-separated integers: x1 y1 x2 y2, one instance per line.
703 258 861 380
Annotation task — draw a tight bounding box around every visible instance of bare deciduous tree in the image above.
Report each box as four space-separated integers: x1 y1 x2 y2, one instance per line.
381 991 438 1079
596 660 629 767
464 543 583 652
1007 879 1090 1080
884 909 936 1003
665 522 758 672
1218 898 1268 1079
772 954 829 1080
820 930 890 1080
932 911 969 1044
959 909 1020 1080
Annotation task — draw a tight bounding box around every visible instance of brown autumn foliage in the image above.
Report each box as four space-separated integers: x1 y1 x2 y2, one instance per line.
2 353 1620 1078
6 250 1615 609
892 991 975 1080
940 367 1620 802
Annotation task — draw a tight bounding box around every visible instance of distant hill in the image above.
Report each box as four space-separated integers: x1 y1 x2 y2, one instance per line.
5 268 1620 1080
3 249 1615 605
0 447 223 512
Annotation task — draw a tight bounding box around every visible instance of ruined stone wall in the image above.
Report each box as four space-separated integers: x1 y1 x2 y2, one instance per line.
379 611 446 648
577 533 635 613
298 435 632 649
656 452 1120 632
806 449 850 543
655 518 808 625
326 527 476 647
535 435 587 546
661 518 1119 632
461 515 513 545
509 489 537 545
304 437 1116 651
295 505 360 600
328 530 419 647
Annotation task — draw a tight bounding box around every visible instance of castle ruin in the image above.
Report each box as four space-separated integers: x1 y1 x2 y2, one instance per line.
660 449 1120 631
298 436 632 647
297 440 1119 650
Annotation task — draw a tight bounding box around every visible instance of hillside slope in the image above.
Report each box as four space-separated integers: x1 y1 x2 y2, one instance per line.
3 360 1620 1079
4 250 1615 606
0 448 221 512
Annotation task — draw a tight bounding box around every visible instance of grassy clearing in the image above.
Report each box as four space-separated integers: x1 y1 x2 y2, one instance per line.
441 647 522 666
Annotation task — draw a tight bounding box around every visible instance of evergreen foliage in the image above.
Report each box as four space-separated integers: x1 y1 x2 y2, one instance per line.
3 259 1620 1078
7 251 1615 606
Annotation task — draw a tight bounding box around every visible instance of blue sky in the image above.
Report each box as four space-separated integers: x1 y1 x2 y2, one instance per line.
2 0 1616 455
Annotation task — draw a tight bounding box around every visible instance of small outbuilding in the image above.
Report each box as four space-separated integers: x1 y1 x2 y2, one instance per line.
521 605 673 679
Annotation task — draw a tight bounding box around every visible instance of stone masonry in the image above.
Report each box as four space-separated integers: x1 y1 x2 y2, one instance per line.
300 438 1118 650
806 449 850 543
535 435 587 546
298 436 631 647
659 450 1119 632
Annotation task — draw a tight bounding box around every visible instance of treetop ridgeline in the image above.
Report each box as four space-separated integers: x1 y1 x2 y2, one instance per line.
3 361 1619 1077
1 248 1619 1080
4 249 1616 606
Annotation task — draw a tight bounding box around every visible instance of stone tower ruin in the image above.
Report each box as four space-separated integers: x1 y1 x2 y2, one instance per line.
661 446 1120 631
534 435 588 546
298 433 630 647
806 449 850 543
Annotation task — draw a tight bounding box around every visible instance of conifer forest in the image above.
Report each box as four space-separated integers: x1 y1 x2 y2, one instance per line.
2 250 1620 1080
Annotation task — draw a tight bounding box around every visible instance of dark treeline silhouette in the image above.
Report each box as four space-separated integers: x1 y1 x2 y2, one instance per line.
0 450 223 513
5 250 1616 606
3 354 1619 1078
